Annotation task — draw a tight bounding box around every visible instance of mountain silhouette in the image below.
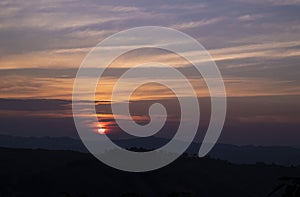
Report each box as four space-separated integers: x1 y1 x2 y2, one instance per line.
1 134 300 166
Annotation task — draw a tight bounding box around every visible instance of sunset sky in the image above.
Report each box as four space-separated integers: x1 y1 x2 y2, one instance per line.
0 0 299 146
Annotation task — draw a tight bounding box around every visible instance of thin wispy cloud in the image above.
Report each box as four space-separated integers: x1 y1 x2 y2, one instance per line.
171 17 224 30
237 14 265 21
0 0 299 100
235 0 300 5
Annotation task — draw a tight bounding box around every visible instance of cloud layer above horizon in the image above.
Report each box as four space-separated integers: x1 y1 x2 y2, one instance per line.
0 0 300 146
0 0 300 99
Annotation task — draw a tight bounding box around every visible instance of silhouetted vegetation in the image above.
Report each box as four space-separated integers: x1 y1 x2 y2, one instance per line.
268 177 300 197
0 147 300 197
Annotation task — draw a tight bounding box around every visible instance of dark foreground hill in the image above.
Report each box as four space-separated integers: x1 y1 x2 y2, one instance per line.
0 147 300 197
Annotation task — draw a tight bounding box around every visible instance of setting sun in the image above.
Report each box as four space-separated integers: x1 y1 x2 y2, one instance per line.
98 128 106 134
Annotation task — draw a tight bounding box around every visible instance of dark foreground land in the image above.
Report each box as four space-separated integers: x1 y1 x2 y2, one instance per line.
0 147 299 197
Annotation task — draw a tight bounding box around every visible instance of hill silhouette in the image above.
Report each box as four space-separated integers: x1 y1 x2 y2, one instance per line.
0 147 300 197
1 134 300 166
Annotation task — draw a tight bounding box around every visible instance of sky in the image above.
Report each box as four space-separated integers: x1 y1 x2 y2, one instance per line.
0 0 299 146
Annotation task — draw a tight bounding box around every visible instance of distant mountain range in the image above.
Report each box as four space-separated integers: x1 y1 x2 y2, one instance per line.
0 134 300 166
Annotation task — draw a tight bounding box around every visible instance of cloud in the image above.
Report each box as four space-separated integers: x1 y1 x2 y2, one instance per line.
0 0 300 101
0 75 73 99
268 0 300 5
1 96 300 145
232 0 300 5
0 1 143 31
171 18 224 30
237 14 265 21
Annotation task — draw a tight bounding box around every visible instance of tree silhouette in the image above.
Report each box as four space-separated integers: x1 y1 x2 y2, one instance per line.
268 177 300 197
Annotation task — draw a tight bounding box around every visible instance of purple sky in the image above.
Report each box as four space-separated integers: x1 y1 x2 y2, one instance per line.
0 0 299 146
